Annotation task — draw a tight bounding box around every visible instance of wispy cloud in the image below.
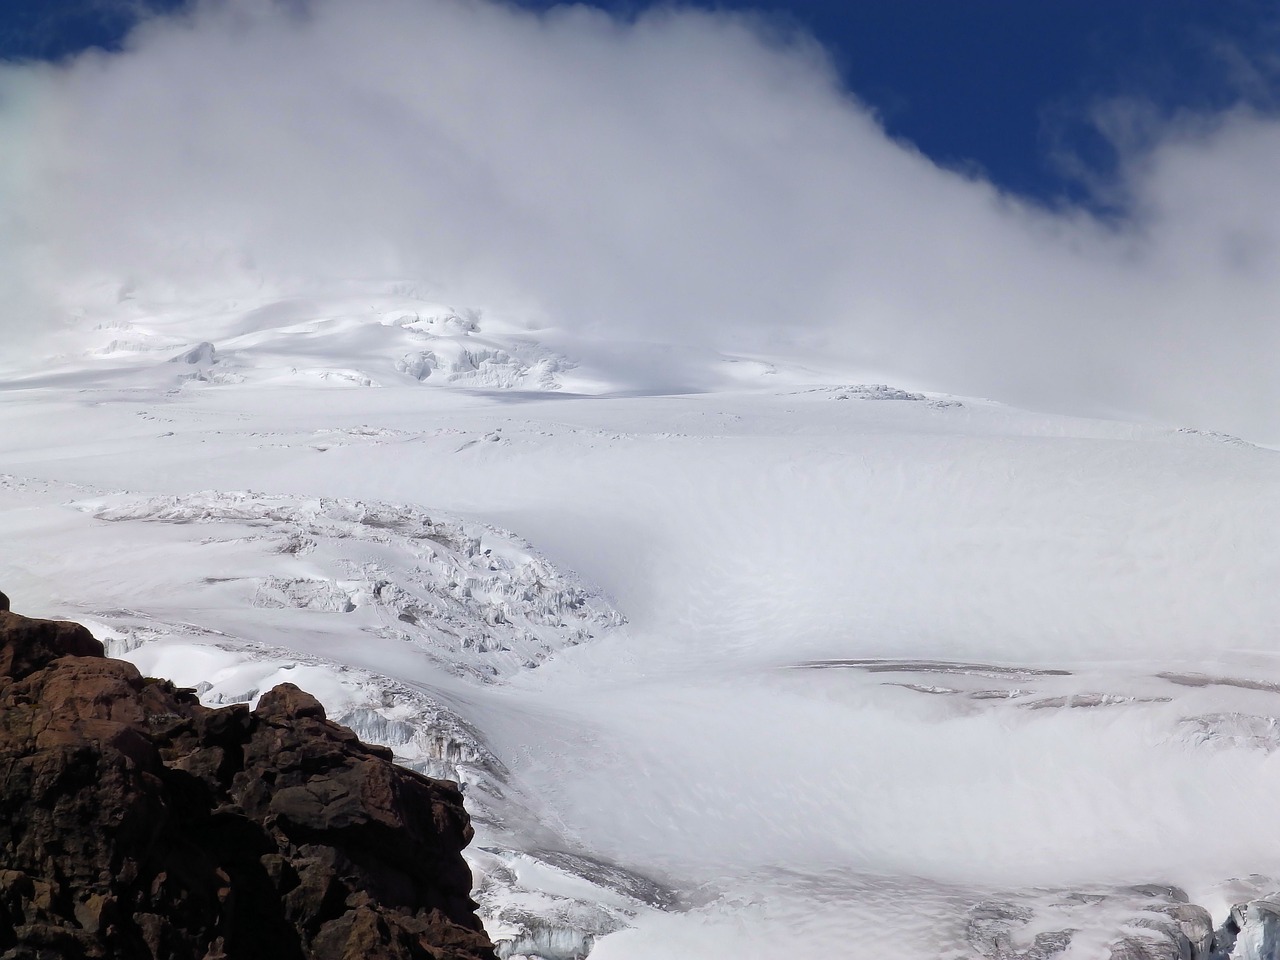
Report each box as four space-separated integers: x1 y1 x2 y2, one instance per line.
2 0 1279 438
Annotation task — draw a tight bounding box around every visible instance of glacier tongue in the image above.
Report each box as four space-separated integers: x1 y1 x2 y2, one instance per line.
109 624 663 959
3 479 639 958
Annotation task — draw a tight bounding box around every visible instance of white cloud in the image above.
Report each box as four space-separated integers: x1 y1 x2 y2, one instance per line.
3 0 1279 438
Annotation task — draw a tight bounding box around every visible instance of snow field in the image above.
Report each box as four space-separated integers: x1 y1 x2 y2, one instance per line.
3 290 1280 956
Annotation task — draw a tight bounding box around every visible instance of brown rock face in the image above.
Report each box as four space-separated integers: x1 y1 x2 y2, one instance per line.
0 604 497 960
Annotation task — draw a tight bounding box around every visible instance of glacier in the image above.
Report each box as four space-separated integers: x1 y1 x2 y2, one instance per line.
3 284 1280 958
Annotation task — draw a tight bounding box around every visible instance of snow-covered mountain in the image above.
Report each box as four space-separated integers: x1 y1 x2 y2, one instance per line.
3 286 1279 958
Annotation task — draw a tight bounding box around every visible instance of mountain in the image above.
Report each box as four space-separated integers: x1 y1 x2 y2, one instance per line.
3 283 1280 957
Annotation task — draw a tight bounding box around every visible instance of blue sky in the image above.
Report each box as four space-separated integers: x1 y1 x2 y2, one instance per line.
4 0 1278 205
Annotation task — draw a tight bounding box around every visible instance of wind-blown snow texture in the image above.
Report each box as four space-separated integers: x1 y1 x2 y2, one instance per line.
3 285 1280 958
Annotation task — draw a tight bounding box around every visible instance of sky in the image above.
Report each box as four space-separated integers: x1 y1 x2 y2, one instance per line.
5 0 1278 204
1 0 1279 438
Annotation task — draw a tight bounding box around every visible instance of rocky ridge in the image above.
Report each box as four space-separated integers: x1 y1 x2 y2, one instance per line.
0 591 496 960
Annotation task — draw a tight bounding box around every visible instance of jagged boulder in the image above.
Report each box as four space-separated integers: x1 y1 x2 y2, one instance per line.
0 600 496 960
1211 897 1280 959
1106 887 1215 960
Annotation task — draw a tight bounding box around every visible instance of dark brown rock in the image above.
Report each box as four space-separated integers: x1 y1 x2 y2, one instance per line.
0 603 496 960
0 609 104 680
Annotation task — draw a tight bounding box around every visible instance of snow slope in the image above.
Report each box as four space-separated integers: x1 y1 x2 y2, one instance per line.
3 288 1279 957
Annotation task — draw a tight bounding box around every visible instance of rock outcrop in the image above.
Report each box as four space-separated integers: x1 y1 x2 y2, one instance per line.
0 600 496 960
1209 897 1280 960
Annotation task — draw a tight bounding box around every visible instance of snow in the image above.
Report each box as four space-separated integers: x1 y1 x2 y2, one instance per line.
3 286 1280 957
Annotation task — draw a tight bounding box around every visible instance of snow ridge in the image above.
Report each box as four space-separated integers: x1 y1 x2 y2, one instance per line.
55 286 576 393
88 491 623 681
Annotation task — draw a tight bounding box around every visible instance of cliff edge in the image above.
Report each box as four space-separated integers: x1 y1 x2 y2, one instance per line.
0 591 497 960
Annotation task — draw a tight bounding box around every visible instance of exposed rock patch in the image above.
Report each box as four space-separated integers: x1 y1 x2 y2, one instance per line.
0 601 496 960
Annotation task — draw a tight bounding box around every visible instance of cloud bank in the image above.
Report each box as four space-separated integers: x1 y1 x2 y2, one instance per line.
3 0 1279 438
